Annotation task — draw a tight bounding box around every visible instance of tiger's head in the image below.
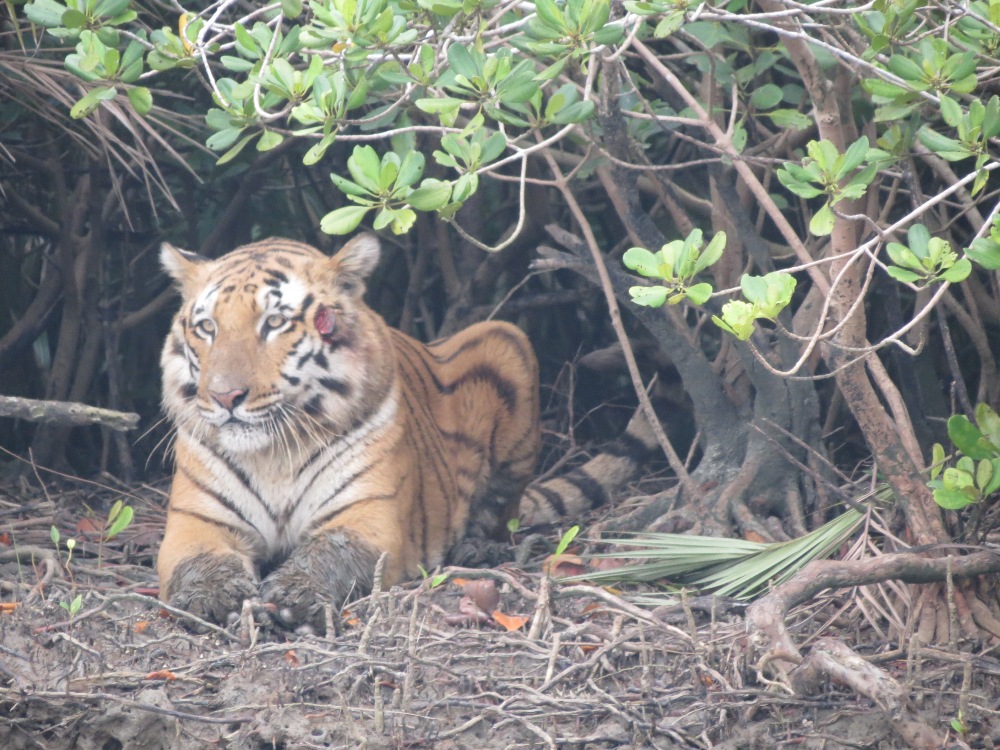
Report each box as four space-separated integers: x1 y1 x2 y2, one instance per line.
160 235 396 456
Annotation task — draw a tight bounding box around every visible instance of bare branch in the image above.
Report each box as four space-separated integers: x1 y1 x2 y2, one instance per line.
0 395 139 432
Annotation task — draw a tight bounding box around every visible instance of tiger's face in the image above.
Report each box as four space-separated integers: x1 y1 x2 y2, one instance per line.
160 235 395 457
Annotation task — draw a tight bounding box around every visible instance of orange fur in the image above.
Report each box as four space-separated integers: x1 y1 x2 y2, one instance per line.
157 235 539 626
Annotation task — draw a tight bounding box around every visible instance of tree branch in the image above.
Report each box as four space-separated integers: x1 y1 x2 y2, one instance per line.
0 395 139 432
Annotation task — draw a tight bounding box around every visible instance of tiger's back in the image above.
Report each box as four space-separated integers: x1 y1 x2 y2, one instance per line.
389 324 540 558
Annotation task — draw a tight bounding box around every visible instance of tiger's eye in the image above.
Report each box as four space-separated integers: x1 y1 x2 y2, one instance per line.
194 319 216 336
265 313 287 330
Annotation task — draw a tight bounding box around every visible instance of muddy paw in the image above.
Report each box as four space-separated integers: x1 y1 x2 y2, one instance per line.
259 530 379 633
165 553 258 627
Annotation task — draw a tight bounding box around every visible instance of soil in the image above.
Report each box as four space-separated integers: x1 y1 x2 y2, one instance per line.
1 479 998 749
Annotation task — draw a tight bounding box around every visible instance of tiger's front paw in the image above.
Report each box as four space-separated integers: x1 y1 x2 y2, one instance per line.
259 530 380 634
164 553 258 628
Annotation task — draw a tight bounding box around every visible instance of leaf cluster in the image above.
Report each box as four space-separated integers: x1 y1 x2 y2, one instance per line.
623 229 725 308
884 224 971 286
776 137 885 237
929 404 1000 511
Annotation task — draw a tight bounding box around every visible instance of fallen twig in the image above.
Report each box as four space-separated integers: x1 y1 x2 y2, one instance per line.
0 395 139 432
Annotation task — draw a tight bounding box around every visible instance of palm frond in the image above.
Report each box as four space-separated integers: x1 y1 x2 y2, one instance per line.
570 507 866 601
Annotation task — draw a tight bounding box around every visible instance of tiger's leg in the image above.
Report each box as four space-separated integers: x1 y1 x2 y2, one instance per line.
157 511 259 626
448 464 534 568
259 501 404 633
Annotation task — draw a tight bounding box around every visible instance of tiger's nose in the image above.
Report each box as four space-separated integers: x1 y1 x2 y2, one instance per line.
209 388 248 412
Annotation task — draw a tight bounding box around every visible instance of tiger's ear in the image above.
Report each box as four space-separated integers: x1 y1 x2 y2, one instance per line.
329 233 381 296
160 243 211 298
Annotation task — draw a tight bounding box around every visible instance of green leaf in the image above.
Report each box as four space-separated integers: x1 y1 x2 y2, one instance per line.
303 133 336 166
806 139 840 172
885 266 922 284
216 132 257 165
126 86 152 116
389 207 416 234
395 150 425 190
555 525 579 557
372 208 395 231
976 459 994 493
221 55 255 72
907 224 931 259
534 0 566 31
378 156 399 193
939 258 971 283
809 203 835 236
106 504 133 538
983 96 1000 139
740 274 768 305
939 94 963 128
70 85 117 119
451 172 478 202
715 299 756 341
694 231 726 273
948 414 993 459
206 127 244 152
257 130 283 151
479 132 506 163
776 165 823 199
930 442 946 481
917 126 972 161
836 136 870 180
886 242 923 271
329 171 372 198
320 205 370 235
534 57 568 82
967 239 1000 270
94 0 130 17
415 97 465 115
62 8 87 29
975 404 1000 451
407 180 452 211
685 283 713 305
862 77 912 99
767 108 813 130
731 124 748 154
933 487 976 509
347 145 382 193
757 272 796 319
280 0 303 18
750 83 783 110
628 285 669 307
550 100 595 125
233 22 261 58
25 0 69 28
447 43 480 80
623 247 663 279
887 54 924 82
653 11 684 38
983 458 1000 496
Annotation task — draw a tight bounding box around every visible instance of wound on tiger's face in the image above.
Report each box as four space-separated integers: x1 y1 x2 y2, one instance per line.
159 234 394 457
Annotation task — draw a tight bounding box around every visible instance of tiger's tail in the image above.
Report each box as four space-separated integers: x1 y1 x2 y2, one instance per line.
517 407 660 525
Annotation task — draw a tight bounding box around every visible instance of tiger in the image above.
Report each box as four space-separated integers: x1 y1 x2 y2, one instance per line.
157 233 658 631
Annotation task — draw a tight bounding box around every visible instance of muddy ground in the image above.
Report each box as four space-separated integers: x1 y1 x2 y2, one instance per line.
1 479 998 749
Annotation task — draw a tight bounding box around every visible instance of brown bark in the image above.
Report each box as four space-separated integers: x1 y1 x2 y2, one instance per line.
747 549 1000 669
758 0 949 546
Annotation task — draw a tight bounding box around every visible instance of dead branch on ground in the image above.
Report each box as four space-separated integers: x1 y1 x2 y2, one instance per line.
0 395 139 432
